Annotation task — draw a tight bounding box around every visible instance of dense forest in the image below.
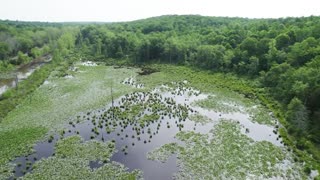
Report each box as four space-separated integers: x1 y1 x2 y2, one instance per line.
0 15 320 169
0 20 76 70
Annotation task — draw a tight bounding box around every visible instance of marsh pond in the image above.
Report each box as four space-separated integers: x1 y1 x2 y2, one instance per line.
0 62 313 179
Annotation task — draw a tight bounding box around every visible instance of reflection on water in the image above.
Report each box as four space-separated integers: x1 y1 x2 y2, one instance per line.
10 80 283 179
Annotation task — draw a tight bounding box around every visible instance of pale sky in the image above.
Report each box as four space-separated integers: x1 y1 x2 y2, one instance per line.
0 0 320 22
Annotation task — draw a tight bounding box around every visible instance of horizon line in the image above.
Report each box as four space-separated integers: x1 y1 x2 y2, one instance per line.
1 14 319 24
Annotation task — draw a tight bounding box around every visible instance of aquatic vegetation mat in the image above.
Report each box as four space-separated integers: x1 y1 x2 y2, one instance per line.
0 64 312 179
23 136 141 180
188 113 212 125
195 95 243 113
148 120 306 179
0 127 47 165
0 64 141 179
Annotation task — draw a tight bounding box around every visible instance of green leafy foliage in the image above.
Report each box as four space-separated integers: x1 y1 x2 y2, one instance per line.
287 98 309 132
0 127 47 164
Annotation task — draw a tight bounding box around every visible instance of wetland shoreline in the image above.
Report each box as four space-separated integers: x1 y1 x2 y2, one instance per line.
0 62 318 179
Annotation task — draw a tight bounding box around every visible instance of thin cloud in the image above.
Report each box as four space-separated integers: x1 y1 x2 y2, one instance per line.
0 0 319 22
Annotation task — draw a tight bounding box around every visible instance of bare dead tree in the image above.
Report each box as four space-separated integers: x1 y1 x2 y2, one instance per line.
15 75 18 90
111 79 114 121
110 58 116 121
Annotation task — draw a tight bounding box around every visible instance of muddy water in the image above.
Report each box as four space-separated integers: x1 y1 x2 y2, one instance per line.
10 80 283 179
0 79 16 95
0 55 51 96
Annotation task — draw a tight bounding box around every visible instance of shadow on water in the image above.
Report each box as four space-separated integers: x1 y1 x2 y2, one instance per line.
9 80 282 179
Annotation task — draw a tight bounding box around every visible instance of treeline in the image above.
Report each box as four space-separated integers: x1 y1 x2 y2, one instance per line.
0 20 78 120
75 15 320 151
0 20 77 71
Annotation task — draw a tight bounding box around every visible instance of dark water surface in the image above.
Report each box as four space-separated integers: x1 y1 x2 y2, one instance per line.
10 84 206 179
9 81 281 179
